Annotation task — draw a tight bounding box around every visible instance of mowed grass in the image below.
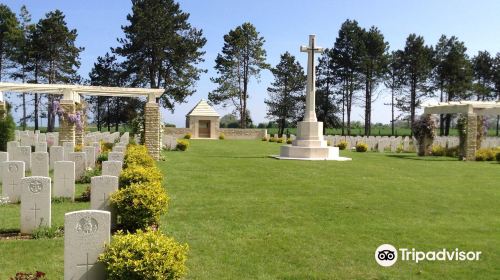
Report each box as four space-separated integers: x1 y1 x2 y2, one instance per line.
0 140 499 279
159 140 500 279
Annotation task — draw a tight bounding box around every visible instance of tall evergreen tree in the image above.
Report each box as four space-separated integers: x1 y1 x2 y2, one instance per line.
384 51 405 135
316 48 340 133
115 0 206 110
0 4 21 81
330 19 365 135
472 50 494 101
399 34 434 133
492 53 500 135
265 52 306 137
360 26 389 135
209 22 269 129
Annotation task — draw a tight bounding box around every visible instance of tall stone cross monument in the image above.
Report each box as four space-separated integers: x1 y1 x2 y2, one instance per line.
275 35 350 161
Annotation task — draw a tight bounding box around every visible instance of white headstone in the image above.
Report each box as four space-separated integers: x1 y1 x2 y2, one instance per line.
91 175 118 226
31 152 49 177
112 146 125 153
20 176 51 234
101 161 122 178
63 142 75 161
2 161 24 203
7 141 19 160
83 146 96 169
92 142 101 155
69 152 87 180
16 146 31 171
38 133 47 142
50 146 64 170
107 152 124 163
35 142 47 152
64 210 110 280
54 161 75 200
0 151 8 184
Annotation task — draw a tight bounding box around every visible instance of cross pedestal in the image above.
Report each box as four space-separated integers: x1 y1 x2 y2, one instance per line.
275 35 351 161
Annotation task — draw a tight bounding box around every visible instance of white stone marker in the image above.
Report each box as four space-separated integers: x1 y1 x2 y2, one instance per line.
20 176 51 234
69 152 87 181
2 161 24 203
50 146 64 170
31 152 49 177
83 146 96 169
64 210 110 280
7 141 19 160
107 152 124 163
35 142 47 152
63 142 75 161
54 161 76 200
0 151 8 184
101 161 122 177
16 146 31 171
91 175 118 226
92 142 101 155
112 146 125 153
38 133 47 142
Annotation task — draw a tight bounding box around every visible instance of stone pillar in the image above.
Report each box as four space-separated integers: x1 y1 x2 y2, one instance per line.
74 102 85 146
144 102 160 160
465 113 477 161
59 100 76 146
0 101 6 120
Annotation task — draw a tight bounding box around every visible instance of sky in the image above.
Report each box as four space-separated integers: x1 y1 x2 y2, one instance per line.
2 0 500 127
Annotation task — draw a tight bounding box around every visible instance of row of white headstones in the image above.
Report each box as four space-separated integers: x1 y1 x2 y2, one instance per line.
0 132 130 280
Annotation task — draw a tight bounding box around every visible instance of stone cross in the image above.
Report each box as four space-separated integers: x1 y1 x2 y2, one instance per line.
64 210 110 280
2 161 25 203
54 161 76 200
20 176 51 234
300 34 324 122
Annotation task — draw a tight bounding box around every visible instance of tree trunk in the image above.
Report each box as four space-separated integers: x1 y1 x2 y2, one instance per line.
444 114 451 136
410 78 416 137
34 93 39 130
107 98 111 131
97 97 102 131
496 115 499 136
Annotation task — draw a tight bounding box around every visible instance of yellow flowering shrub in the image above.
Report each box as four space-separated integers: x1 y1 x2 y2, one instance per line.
176 140 189 151
110 181 169 231
124 145 155 168
99 229 188 280
119 165 162 187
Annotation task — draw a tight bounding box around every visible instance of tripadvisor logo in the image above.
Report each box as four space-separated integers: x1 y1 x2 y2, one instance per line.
375 244 482 267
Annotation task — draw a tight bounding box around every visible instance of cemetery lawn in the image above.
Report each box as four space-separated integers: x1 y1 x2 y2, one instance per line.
0 140 499 279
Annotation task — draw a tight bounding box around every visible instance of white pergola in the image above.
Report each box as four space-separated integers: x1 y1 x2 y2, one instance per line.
423 101 500 160
0 82 165 159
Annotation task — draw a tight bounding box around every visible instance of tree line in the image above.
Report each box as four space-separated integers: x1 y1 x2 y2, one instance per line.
1 1 500 136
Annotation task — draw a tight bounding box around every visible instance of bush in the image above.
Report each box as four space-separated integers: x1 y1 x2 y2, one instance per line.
102 142 114 153
445 146 459 157
99 229 188 280
76 168 102 184
124 145 155 168
77 186 91 202
183 133 192 139
74 145 83 152
336 141 347 150
0 104 15 151
355 143 368 152
219 133 225 140
9 271 46 280
475 148 496 161
286 139 292 144
111 182 169 232
119 165 162 188
277 138 284 143
261 136 268 141
496 150 500 162
431 145 445 156
176 140 189 151
269 137 277 143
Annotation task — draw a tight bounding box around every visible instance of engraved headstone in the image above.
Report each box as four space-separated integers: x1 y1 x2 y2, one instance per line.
101 161 122 178
83 146 96 169
69 152 87 181
63 142 75 161
35 142 47 152
64 210 110 280
7 141 19 160
2 161 25 203
16 146 31 171
50 146 64 170
20 176 51 234
54 161 76 200
0 151 8 184
91 175 118 226
31 152 49 177
107 152 124 163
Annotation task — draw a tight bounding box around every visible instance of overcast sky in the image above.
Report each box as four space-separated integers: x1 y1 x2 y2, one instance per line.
3 0 500 127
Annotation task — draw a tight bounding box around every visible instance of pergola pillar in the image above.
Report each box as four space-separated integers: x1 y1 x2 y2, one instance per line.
0 92 5 120
144 95 161 160
464 114 477 161
59 99 76 145
74 101 85 146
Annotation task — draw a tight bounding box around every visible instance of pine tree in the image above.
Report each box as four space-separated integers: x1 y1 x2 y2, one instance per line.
316 48 340 133
472 50 494 101
265 52 306 137
384 51 405 135
0 4 21 81
115 0 206 110
210 22 269 129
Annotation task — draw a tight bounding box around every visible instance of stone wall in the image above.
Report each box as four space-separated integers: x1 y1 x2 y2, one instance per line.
59 100 75 145
163 127 266 140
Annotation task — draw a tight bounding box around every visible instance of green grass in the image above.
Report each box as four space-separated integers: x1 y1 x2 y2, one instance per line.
1 140 499 279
